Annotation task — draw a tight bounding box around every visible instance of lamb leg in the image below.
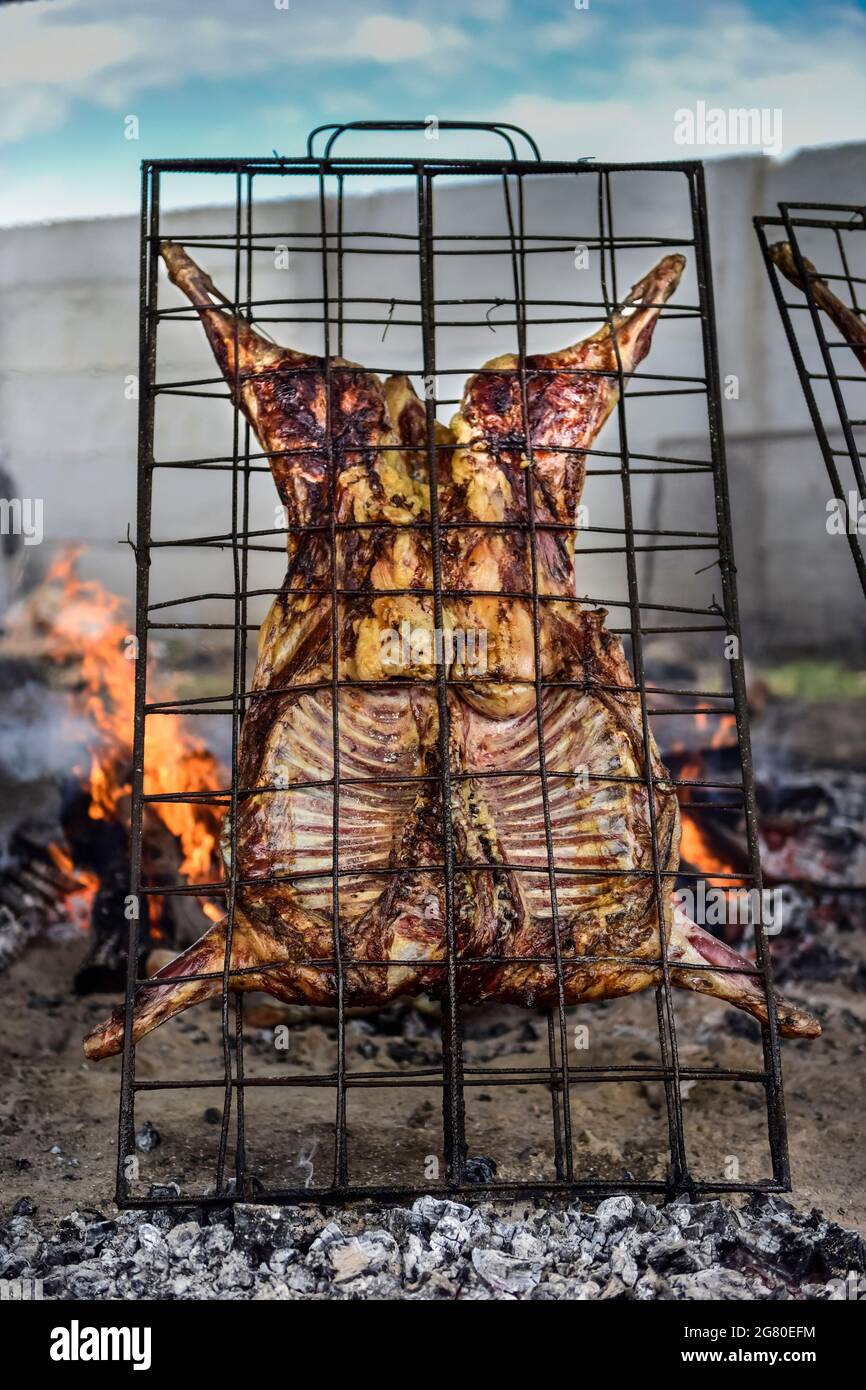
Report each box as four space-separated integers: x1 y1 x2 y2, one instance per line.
161 241 300 387
84 916 237 1060
82 900 341 1061
667 907 821 1038
768 241 866 373
449 252 686 531
446 253 685 715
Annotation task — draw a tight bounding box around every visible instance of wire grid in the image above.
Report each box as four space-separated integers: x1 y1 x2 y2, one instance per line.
118 125 790 1207
755 203 866 599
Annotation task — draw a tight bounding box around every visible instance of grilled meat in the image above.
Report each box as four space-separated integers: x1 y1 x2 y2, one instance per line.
84 247 820 1059
769 241 866 373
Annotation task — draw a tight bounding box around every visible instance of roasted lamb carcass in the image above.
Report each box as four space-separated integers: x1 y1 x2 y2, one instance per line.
84 246 820 1060
768 241 866 374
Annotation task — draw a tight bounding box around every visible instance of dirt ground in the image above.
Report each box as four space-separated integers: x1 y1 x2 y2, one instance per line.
1 919 863 1232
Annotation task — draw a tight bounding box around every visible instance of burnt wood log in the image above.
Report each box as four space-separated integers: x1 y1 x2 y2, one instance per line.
74 859 142 995
140 810 213 949
63 783 215 993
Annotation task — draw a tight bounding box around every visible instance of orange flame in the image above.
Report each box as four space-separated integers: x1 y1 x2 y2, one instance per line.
11 550 224 921
677 711 740 887
46 842 100 931
711 714 737 749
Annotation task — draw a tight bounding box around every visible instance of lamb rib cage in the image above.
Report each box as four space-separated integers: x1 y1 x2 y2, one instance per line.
116 122 792 1207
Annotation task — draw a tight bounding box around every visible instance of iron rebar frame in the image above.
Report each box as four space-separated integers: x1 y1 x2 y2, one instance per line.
755 203 866 599
118 122 791 1208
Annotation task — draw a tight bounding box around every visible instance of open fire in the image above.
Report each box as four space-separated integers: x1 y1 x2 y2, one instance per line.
3 550 224 962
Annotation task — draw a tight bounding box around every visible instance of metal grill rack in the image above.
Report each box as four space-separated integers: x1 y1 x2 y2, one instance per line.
755 202 866 599
119 121 791 1207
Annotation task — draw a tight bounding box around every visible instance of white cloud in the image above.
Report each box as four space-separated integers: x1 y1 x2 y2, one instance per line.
0 17 137 87
530 14 599 53
0 1 144 142
0 0 272 144
0 0 470 147
494 4 866 162
0 88 68 145
351 16 436 62
468 0 510 19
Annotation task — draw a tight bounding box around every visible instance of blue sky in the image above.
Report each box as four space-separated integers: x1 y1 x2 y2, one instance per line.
1 0 865 224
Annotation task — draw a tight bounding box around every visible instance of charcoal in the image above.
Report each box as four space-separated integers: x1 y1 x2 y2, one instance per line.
232 1204 298 1261
778 941 847 983
148 1182 181 1200
646 1233 705 1274
810 1221 866 1278
744 1192 795 1220
203 1223 234 1257
668 1267 768 1300
65 1263 112 1299
1 1253 29 1279
41 1240 87 1269
166 1221 202 1259
328 1232 401 1285
135 1120 161 1152
402 1231 445 1284
511 1230 545 1261
413 1195 471 1230
2 1190 861 1300
464 1155 498 1184
472 1247 543 1296
217 1250 255 1291
609 1238 640 1288
594 1195 635 1233
85 1219 117 1248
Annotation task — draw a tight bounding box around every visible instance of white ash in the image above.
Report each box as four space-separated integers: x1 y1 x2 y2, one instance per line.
1 1192 863 1301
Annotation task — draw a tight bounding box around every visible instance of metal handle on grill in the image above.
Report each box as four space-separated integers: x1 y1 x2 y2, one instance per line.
306 120 543 162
